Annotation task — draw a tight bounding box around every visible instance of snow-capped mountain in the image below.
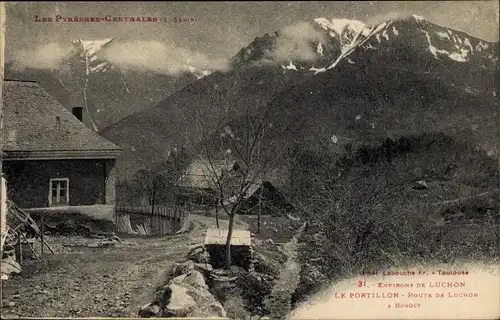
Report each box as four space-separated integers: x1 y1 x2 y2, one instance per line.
6 38 212 131
70 38 115 73
101 15 498 180
233 15 497 77
317 15 497 70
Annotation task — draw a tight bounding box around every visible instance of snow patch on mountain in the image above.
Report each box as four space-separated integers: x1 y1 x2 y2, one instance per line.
382 30 389 41
392 26 399 36
282 61 298 71
72 38 114 57
317 42 324 57
422 30 470 62
90 62 110 73
314 18 366 39
436 31 450 40
187 65 212 79
413 14 425 22
476 42 489 52
309 66 326 74
463 38 473 52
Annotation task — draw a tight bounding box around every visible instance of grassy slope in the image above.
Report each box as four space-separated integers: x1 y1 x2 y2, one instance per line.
101 49 498 183
290 132 500 306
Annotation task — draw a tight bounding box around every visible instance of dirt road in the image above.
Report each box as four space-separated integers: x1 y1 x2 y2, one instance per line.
1 213 247 318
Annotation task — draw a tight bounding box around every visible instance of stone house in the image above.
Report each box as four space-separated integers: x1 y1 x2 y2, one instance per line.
1 80 121 223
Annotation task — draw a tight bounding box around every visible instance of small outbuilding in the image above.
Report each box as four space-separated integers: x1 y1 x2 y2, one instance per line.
203 228 252 270
237 180 294 216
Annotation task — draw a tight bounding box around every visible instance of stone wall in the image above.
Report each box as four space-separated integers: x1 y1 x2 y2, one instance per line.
138 246 226 318
206 244 252 270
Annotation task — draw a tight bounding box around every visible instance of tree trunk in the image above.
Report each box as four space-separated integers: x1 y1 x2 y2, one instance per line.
225 213 235 270
257 187 263 234
174 194 179 216
151 192 155 215
215 203 220 229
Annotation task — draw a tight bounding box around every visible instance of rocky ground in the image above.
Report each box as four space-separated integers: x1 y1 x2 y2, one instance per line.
264 222 306 319
0 214 248 318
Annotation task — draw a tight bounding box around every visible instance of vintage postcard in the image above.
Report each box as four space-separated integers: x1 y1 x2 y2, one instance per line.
0 1 499 319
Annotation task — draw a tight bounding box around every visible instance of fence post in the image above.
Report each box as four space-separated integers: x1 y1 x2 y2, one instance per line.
40 214 44 256
15 232 22 262
114 206 118 233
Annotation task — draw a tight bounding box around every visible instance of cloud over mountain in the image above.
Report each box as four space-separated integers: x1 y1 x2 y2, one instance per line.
269 21 327 63
12 42 73 70
10 39 231 76
98 40 230 75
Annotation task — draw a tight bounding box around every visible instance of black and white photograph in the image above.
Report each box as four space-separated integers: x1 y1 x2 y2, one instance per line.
0 1 499 319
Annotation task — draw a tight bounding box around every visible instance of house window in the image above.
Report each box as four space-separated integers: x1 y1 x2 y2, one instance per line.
49 178 69 206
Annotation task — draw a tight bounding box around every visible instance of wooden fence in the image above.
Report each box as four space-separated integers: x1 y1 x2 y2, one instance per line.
115 205 189 236
116 205 187 218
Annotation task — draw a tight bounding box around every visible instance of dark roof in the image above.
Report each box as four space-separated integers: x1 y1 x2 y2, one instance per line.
178 159 237 189
2 80 121 159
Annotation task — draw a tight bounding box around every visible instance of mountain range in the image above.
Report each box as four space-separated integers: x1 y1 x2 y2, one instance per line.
8 15 499 182
97 15 498 181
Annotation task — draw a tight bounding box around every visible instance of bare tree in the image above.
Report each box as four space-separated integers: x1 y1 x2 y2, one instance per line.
184 89 279 269
133 169 167 213
157 147 190 213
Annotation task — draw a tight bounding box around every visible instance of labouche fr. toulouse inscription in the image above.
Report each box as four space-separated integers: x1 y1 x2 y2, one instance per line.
328 269 479 309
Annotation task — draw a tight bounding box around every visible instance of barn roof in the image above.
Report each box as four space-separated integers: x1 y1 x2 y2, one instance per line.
203 228 251 246
178 159 236 190
2 80 121 160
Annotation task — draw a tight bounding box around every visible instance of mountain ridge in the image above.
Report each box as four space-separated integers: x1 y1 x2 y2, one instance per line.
232 15 498 73
100 15 498 181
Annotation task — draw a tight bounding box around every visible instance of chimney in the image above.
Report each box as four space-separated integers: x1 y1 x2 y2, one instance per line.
72 107 83 122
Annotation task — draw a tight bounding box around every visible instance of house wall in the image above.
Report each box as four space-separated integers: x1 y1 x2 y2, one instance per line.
3 159 116 208
105 159 117 205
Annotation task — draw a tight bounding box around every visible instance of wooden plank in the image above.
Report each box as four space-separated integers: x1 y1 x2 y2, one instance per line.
14 232 21 262
42 236 55 254
204 228 251 246
20 232 41 261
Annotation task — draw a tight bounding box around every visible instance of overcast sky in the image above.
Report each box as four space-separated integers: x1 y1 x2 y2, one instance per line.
5 1 499 65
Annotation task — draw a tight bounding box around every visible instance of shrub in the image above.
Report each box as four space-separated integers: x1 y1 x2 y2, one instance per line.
289 132 499 304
